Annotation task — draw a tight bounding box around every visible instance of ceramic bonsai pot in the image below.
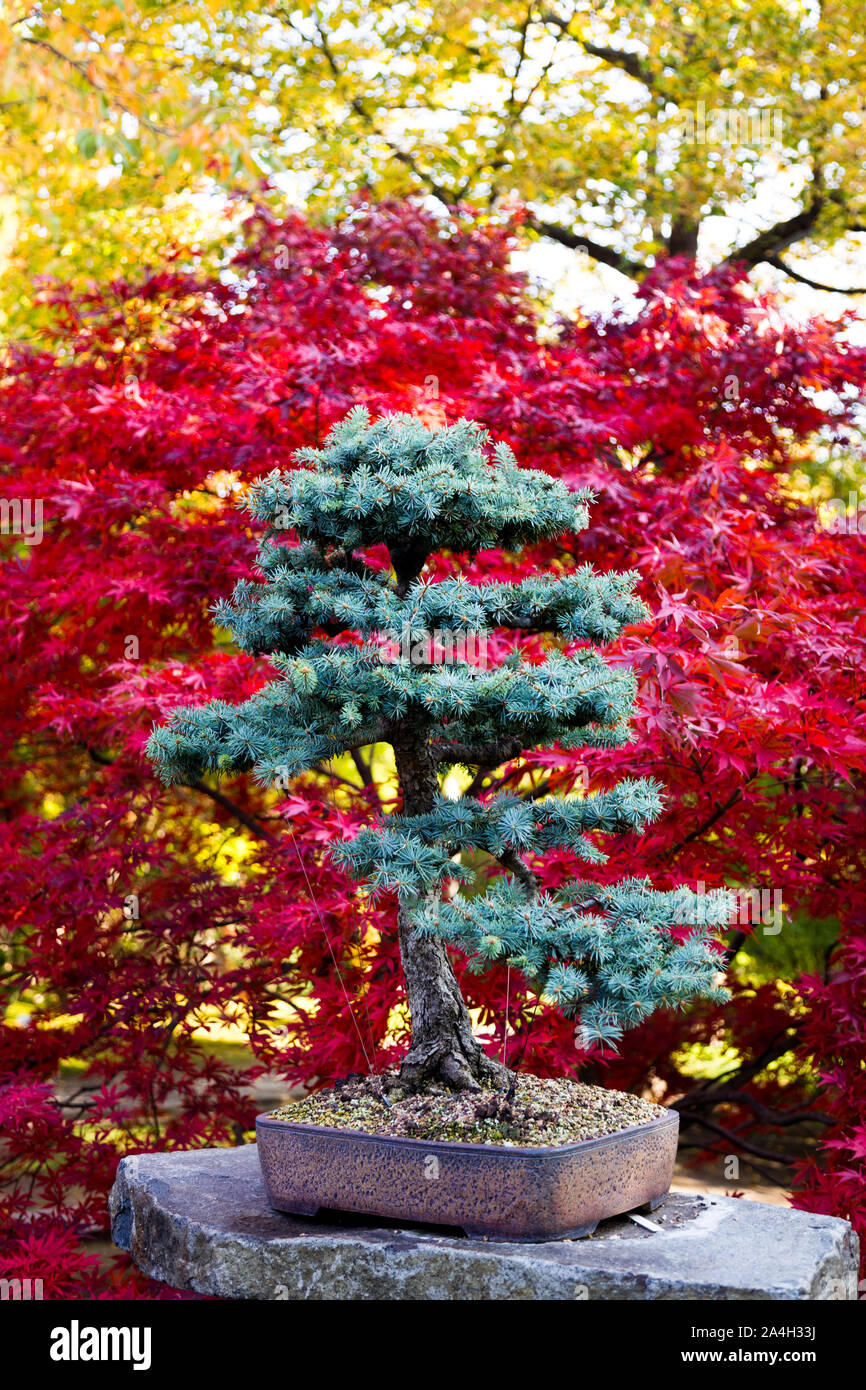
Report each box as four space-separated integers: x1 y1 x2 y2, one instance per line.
255 1107 678 1242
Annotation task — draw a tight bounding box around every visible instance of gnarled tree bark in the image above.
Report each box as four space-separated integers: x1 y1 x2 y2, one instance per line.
392 734 509 1092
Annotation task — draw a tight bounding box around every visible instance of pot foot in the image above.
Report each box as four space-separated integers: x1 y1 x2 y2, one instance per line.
277 1202 320 1219
462 1219 600 1243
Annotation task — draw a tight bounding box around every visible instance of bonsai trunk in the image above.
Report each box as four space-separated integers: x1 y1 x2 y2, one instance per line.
392 736 509 1092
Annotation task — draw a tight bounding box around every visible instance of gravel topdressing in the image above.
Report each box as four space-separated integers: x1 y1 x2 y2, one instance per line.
268 1073 667 1148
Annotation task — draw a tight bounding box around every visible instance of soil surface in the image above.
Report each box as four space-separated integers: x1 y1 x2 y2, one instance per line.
268 1072 666 1147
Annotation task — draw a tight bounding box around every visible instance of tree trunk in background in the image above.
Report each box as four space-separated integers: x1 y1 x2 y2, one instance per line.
668 216 700 259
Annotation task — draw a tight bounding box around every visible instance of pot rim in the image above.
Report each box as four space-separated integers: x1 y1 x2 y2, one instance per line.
255 1105 678 1159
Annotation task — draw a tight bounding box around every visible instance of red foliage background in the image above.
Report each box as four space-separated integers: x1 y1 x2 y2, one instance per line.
2 201 865 1295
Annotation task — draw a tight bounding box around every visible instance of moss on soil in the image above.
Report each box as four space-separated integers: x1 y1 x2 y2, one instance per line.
269 1072 666 1148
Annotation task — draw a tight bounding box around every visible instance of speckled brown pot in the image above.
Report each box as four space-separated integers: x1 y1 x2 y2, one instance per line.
255 1108 678 1242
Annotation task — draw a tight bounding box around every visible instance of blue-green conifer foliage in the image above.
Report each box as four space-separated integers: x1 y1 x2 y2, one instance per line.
147 410 729 1050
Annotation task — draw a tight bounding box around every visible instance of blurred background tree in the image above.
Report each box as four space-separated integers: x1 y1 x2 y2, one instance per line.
1 1 256 338
3 0 866 343
248 0 866 288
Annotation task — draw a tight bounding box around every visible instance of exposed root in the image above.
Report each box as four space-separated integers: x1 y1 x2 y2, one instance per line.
398 1038 511 1093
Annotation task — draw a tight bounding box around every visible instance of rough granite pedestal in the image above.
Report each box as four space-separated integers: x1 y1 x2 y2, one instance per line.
110 1143 859 1301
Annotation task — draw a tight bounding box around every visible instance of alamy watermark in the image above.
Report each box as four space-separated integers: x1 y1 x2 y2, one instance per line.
1 1276 43 1300
0 497 43 545
378 627 488 666
49 1321 151 1370
693 880 784 935
668 102 784 147
818 491 866 535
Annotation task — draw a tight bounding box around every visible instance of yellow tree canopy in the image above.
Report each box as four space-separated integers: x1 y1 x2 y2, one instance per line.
0 1 262 337
259 0 866 288
2 0 865 337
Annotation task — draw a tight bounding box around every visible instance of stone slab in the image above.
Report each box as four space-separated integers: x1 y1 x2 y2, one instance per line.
110 1143 859 1301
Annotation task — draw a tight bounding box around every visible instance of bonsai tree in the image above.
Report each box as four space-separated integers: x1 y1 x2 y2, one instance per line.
147 409 729 1091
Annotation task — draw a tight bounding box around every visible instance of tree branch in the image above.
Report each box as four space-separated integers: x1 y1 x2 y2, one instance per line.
305 13 460 207
19 35 175 137
673 1108 798 1166
684 1087 834 1129
539 11 671 97
498 847 540 896
726 189 825 269
527 216 646 277
431 737 525 767
188 778 279 846
85 743 280 845
663 787 745 859
350 747 375 789
766 254 866 296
